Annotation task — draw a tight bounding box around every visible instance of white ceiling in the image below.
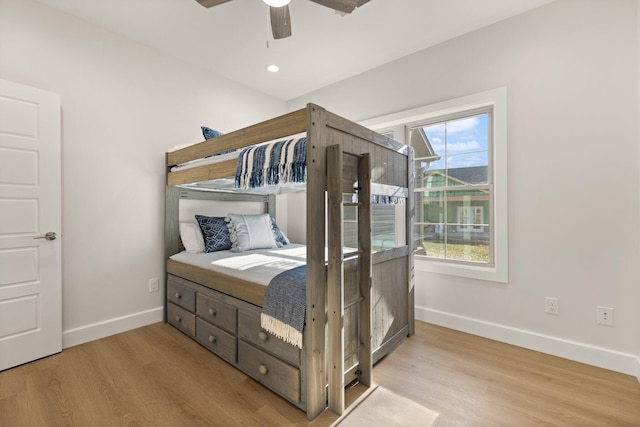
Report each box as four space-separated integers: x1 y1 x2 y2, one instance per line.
35 0 554 101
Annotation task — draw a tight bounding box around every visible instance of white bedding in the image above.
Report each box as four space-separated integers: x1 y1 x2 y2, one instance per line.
178 178 306 194
169 244 307 287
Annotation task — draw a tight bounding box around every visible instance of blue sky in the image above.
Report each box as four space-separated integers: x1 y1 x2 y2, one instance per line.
421 113 489 170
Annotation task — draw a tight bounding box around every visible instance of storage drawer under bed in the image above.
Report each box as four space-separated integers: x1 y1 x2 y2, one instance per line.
196 293 237 334
237 309 300 367
196 318 237 364
167 302 196 337
167 275 196 312
238 340 300 404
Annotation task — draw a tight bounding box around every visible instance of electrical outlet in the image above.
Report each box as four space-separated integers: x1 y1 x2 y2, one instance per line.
597 306 613 326
545 297 559 315
149 277 159 293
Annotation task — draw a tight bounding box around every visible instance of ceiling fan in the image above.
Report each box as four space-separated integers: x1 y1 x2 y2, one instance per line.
196 0 371 39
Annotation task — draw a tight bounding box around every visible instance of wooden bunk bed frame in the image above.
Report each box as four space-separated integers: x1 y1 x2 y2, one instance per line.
165 104 415 419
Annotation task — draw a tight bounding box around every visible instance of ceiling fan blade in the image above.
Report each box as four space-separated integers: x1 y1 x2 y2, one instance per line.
270 5 292 39
308 0 358 14
195 0 232 8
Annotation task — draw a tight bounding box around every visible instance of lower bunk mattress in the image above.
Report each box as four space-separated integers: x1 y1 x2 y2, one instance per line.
169 243 307 289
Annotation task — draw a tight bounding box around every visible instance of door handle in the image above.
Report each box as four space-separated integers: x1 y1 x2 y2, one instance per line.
34 232 57 241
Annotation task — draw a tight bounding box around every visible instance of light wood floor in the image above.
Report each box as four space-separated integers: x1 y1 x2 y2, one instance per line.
1 321 639 426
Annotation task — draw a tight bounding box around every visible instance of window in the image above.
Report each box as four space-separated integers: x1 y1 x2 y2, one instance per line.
360 88 508 283
411 108 492 264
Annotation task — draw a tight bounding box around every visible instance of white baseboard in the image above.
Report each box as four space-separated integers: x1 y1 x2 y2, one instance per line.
62 306 164 349
416 306 640 378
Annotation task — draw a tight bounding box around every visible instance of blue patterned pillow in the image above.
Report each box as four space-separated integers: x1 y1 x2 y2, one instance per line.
271 218 289 247
201 126 223 140
201 126 235 156
195 215 232 252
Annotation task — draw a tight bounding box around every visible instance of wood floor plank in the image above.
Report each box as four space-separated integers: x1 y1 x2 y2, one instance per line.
1 321 639 426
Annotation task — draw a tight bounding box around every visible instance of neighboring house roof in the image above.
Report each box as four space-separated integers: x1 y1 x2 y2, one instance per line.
446 166 488 185
425 165 488 186
411 128 441 161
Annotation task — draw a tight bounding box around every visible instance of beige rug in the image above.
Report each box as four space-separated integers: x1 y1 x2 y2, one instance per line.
332 386 439 427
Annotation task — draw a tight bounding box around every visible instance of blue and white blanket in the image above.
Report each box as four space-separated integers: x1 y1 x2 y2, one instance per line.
260 265 306 349
235 137 307 189
233 136 407 205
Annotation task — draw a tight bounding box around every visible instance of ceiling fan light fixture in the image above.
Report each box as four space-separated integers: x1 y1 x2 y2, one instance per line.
266 64 280 73
263 0 290 7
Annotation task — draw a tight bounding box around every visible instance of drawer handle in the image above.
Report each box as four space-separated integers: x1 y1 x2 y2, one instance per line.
258 331 268 342
175 315 182 323
208 335 216 344
175 292 181 299
209 308 216 316
258 364 268 375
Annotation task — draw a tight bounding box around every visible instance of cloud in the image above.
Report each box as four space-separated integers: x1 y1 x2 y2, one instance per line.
448 153 487 168
446 117 480 134
447 140 481 152
423 114 488 160
430 139 481 153
429 137 444 151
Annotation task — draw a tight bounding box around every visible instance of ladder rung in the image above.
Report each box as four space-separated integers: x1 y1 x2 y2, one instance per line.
344 347 362 363
343 152 365 159
343 250 363 259
344 296 364 310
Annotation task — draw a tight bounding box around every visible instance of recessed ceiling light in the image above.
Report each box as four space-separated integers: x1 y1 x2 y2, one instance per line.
266 64 280 73
263 0 291 7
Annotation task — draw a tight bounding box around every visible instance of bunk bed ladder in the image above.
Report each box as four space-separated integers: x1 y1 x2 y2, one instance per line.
326 145 373 415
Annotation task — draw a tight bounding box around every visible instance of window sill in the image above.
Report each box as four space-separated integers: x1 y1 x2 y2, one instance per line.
415 256 508 283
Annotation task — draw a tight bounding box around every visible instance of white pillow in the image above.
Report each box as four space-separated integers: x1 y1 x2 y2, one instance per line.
179 222 205 253
226 213 278 252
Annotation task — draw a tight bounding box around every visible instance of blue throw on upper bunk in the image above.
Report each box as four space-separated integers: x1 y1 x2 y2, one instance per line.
233 136 405 204
235 137 307 190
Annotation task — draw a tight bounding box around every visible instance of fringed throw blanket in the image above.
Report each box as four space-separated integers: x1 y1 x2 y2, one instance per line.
261 265 306 349
235 137 307 189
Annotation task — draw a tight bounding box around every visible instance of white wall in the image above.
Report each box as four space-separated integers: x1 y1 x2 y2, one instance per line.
0 0 285 346
289 0 640 375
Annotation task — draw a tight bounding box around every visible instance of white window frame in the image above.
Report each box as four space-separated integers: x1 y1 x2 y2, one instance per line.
360 87 508 283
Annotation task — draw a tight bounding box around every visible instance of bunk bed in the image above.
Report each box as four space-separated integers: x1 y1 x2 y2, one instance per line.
164 104 415 420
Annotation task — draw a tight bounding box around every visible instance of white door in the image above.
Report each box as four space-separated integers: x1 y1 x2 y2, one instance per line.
0 79 62 371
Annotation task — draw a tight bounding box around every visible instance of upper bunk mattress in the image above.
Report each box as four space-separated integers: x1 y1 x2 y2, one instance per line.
169 136 307 194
